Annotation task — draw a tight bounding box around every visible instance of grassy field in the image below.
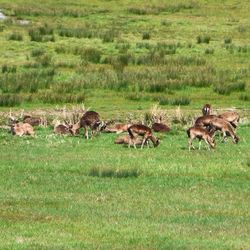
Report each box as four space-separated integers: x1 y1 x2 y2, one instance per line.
0 0 250 249
0 125 249 249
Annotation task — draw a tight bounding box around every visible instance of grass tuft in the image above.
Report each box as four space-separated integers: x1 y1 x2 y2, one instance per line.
89 167 140 178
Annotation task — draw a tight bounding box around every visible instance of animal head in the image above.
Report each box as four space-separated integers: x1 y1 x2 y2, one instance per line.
234 136 240 144
69 122 80 135
202 104 212 116
210 137 216 149
154 138 160 147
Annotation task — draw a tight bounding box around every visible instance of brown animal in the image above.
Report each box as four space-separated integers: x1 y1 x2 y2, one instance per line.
70 111 105 139
11 122 34 136
195 115 217 128
202 104 212 116
128 124 160 149
23 115 46 126
218 111 240 129
152 123 170 133
115 135 144 146
104 123 132 134
54 124 72 135
209 117 239 143
187 126 215 151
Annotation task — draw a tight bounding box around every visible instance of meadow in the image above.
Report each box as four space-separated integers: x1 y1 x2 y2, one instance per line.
0 0 250 249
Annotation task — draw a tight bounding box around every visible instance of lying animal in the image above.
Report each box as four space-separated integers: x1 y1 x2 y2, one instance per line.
11 122 34 136
152 123 170 133
115 135 144 146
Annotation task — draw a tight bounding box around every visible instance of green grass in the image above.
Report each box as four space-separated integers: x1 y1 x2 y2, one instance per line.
0 126 249 249
0 0 250 248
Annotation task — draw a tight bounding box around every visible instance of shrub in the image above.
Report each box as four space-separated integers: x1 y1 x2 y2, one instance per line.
159 97 169 105
37 92 85 104
0 94 23 106
1 65 17 73
8 32 23 41
204 48 214 54
102 30 116 43
197 35 211 44
170 97 190 106
127 7 147 15
239 94 250 101
39 54 53 67
29 24 55 42
142 32 150 40
80 48 102 64
89 167 140 178
224 37 232 44
31 48 45 57
213 84 231 95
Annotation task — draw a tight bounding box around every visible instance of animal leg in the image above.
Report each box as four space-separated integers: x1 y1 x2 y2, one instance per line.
204 139 210 150
141 137 147 149
84 126 88 139
198 140 202 150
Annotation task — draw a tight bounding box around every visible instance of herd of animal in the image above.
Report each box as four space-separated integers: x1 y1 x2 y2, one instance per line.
187 104 240 150
7 104 240 150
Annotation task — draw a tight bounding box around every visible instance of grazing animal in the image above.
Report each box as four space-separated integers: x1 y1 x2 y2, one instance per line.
70 111 105 139
218 111 240 129
115 135 144 146
202 104 212 116
127 124 160 149
187 126 215 151
152 122 170 133
54 124 72 135
11 122 34 136
104 123 132 134
209 117 239 143
195 115 217 128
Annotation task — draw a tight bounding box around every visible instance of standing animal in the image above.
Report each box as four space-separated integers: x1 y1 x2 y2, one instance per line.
11 122 35 136
195 115 217 128
209 117 239 143
218 111 240 129
202 104 212 116
152 123 170 133
115 135 144 146
70 111 105 139
187 126 215 151
127 124 160 149
104 123 132 134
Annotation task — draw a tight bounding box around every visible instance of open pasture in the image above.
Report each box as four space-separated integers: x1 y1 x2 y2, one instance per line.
0 0 250 248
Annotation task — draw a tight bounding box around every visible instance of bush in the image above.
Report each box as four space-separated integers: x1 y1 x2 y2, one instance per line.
239 94 250 101
0 94 23 106
80 48 102 64
102 30 116 43
213 82 245 95
205 48 214 54
197 35 211 44
89 167 140 178
31 48 45 57
159 97 169 105
1 65 17 73
170 97 190 106
29 24 55 42
224 37 232 44
8 32 23 41
142 32 150 40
